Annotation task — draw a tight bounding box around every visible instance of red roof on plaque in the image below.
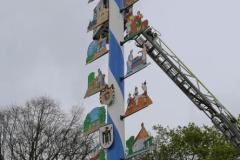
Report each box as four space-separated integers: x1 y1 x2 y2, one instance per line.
134 123 149 143
122 81 153 119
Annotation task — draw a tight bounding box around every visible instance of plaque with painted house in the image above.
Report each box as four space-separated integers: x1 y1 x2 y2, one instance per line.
90 149 106 160
93 23 109 41
88 0 109 32
84 69 107 98
86 37 108 64
122 11 149 44
121 81 152 119
126 123 153 158
121 44 150 80
83 107 106 135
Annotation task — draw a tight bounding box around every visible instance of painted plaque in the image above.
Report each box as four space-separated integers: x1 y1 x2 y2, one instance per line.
124 0 139 9
93 23 108 40
122 81 152 119
86 37 108 64
90 149 106 160
100 84 115 106
126 123 153 157
123 11 149 44
99 124 114 149
122 44 150 80
84 107 106 135
88 0 109 32
84 69 107 98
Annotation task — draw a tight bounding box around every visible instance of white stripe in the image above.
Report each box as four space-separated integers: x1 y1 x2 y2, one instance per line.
109 0 124 42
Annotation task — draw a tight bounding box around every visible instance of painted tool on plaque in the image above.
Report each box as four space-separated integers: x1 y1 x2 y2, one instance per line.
86 36 108 64
121 43 150 80
88 0 109 32
121 81 152 119
99 124 114 149
83 106 106 135
100 84 115 106
126 123 153 158
90 149 106 160
84 68 107 98
122 11 149 45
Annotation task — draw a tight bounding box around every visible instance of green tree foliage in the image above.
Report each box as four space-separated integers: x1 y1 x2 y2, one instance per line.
148 123 240 160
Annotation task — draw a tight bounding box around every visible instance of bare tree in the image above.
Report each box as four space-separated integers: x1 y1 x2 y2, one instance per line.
0 97 94 160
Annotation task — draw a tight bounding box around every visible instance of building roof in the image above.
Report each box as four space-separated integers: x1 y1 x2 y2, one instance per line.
134 123 149 143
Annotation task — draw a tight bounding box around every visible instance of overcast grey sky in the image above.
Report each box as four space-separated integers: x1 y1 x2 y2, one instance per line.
1 0 240 137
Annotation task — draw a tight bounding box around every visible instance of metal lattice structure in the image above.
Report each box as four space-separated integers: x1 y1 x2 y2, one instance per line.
133 27 240 148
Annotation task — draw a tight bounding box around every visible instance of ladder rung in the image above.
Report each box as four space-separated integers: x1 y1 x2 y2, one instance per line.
159 59 166 66
166 67 172 73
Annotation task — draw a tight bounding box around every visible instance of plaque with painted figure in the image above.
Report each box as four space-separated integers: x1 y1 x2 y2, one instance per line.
88 0 109 32
84 68 107 98
121 43 150 80
122 11 149 44
86 36 108 64
126 123 153 158
121 81 152 119
99 124 114 149
83 106 106 135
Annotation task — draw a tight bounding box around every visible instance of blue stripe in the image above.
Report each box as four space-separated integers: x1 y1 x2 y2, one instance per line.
114 0 124 9
109 30 124 97
107 113 124 160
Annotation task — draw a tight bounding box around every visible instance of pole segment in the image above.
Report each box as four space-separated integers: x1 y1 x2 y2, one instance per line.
107 0 125 159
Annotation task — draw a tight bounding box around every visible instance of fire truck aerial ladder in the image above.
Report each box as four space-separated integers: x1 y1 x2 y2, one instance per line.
133 27 240 148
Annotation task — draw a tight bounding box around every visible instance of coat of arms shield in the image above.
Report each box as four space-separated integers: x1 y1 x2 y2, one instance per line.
99 124 114 149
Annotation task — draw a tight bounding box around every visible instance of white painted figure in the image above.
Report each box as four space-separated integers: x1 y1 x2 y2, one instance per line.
127 50 134 73
141 81 147 96
134 86 139 105
138 43 148 64
127 93 132 107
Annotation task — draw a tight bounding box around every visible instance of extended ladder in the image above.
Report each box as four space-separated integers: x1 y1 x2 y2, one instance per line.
133 27 240 148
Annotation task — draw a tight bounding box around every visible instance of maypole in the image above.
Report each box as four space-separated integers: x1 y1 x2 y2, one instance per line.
84 0 153 159
107 0 125 159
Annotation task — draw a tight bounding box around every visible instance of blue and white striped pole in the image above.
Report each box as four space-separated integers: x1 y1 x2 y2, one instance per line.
107 0 125 159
